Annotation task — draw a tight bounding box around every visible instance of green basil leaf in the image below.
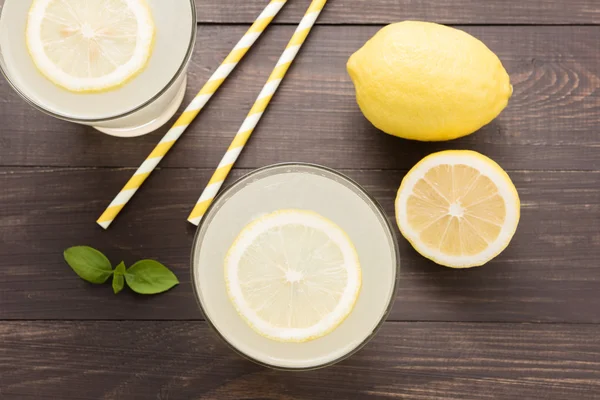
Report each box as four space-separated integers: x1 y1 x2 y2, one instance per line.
64 246 113 284
125 260 179 295
112 262 126 294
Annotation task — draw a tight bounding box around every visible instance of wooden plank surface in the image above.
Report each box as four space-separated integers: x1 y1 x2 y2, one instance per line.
1 26 598 170
1 321 599 399
1 0 598 24
1 0 599 398
2 167 599 322
194 0 600 24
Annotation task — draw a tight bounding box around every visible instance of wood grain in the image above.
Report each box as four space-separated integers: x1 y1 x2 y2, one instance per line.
0 0 598 398
1 321 599 399
194 0 600 24
0 26 600 170
0 0 598 24
1 167 598 322
1 25 598 170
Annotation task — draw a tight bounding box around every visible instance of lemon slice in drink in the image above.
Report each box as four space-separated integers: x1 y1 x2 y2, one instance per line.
395 150 520 268
26 0 155 92
225 210 362 343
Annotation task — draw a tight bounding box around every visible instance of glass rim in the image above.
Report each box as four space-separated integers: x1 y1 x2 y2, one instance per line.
189 162 401 371
0 0 197 123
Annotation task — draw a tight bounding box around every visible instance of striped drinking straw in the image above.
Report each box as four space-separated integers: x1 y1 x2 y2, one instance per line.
97 0 288 229
187 0 328 226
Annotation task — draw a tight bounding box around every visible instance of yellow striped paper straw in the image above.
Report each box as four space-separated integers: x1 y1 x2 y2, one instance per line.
188 0 328 226
97 0 288 229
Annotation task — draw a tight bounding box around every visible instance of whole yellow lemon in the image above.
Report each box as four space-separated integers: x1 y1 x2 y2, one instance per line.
347 21 512 141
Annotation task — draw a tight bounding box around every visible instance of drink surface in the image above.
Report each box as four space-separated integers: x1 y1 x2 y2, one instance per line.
0 0 194 120
192 165 399 369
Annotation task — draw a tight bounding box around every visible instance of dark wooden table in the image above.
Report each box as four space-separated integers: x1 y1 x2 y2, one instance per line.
2 1 600 398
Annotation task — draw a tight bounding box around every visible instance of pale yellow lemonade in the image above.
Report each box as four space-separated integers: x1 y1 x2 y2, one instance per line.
192 164 399 369
0 0 195 136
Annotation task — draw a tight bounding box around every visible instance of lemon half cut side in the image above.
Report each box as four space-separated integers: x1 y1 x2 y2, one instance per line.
395 150 520 268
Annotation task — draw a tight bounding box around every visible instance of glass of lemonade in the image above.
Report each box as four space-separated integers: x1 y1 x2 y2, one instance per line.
0 0 196 137
191 164 400 369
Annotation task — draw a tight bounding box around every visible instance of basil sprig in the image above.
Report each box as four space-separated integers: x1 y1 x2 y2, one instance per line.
64 246 179 295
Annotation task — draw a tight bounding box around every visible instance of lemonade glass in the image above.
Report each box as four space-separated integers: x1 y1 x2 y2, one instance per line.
191 163 400 370
0 0 196 137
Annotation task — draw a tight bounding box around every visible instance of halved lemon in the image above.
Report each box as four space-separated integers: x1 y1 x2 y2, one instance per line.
395 150 520 268
26 0 155 92
225 210 362 343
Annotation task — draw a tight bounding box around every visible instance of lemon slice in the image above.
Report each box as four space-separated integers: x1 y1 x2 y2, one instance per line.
26 0 155 92
395 150 520 268
225 210 362 343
